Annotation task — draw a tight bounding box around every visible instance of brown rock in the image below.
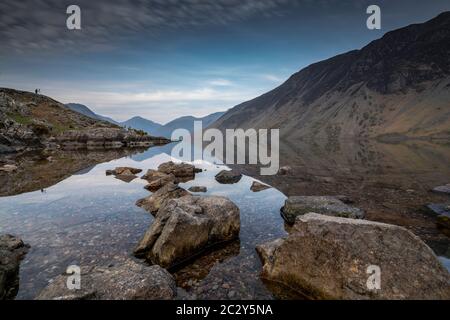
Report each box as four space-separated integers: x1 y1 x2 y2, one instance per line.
142 169 177 191
136 182 191 215
0 234 29 300
188 186 207 193
256 213 450 300
215 170 242 184
250 181 271 192
158 161 197 178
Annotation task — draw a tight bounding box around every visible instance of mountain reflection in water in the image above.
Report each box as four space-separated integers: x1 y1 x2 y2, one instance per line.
0 139 449 300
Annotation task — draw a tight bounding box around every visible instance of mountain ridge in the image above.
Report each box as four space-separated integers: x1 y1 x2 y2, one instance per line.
211 12 450 141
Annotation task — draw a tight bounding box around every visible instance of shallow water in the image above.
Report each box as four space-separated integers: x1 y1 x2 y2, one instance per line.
0 144 287 299
1 140 449 300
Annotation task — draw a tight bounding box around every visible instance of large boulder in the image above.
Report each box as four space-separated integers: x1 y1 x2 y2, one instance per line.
157 161 200 178
36 259 176 300
134 195 240 269
142 169 177 191
136 182 191 215
281 196 365 224
215 170 242 184
0 234 29 300
256 213 450 300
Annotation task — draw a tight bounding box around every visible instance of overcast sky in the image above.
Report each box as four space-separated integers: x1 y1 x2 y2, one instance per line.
0 0 449 124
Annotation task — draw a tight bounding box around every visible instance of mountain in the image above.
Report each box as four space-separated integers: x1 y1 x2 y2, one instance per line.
212 12 450 141
122 111 225 138
120 116 163 136
65 103 118 125
0 88 169 153
155 112 225 138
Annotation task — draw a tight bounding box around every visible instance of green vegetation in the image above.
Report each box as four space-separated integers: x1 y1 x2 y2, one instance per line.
7 112 32 125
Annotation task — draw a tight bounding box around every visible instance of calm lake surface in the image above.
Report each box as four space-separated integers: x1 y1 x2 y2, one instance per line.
0 140 449 299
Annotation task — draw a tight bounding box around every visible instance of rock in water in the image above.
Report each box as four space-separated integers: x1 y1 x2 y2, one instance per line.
432 184 450 195
136 182 191 215
0 234 29 300
114 167 142 175
36 259 176 300
215 170 242 184
256 213 450 300
106 167 142 182
425 203 450 232
134 195 240 269
188 186 207 193
157 161 198 178
142 169 177 191
281 196 364 224
250 181 271 192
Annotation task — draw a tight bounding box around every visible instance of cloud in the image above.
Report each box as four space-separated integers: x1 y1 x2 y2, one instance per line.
261 74 285 83
209 79 234 86
0 0 297 54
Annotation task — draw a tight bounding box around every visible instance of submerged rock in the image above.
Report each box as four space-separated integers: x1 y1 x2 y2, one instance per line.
256 213 450 300
0 234 29 300
215 170 242 184
136 182 191 215
188 186 207 193
432 184 450 195
425 203 450 232
281 196 365 224
134 195 240 269
36 259 176 300
250 181 271 192
158 161 198 178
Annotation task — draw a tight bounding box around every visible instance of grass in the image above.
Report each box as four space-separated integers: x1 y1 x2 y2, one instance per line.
7 112 32 125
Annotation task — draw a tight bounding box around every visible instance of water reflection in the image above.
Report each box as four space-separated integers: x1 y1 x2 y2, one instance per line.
0 143 287 299
0 139 449 300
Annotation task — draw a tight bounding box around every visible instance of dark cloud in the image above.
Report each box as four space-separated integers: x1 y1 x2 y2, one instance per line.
0 0 298 54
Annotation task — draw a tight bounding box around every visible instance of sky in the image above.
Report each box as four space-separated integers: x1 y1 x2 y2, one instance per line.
0 0 449 124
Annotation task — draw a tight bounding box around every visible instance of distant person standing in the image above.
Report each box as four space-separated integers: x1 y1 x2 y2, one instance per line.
35 89 38 94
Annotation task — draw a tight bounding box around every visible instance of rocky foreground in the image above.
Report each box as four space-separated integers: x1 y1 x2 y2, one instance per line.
0 234 29 300
0 88 170 154
257 213 450 299
23 161 450 300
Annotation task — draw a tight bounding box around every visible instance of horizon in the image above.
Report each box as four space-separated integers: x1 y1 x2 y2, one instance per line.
0 1 449 123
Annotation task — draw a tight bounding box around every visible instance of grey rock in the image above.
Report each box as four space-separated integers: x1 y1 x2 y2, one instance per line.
134 195 240 269
256 213 450 300
432 184 450 195
36 259 176 300
281 196 365 224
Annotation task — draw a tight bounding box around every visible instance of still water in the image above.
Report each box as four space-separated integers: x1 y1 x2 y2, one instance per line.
1 140 449 299
0 144 287 299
